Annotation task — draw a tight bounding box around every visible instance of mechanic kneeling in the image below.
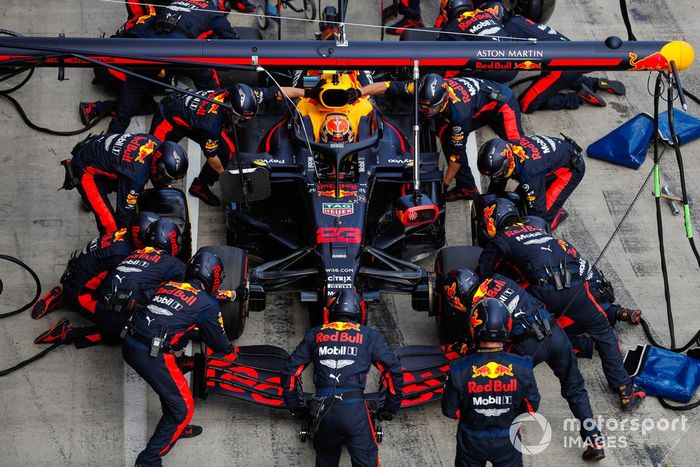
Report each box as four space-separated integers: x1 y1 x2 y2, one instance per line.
281 290 404 467
445 268 605 460
442 298 540 467
521 216 643 358
478 134 585 229
107 0 244 134
476 198 646 411
65 133 188 235
31 211 159 346
123 250 240 467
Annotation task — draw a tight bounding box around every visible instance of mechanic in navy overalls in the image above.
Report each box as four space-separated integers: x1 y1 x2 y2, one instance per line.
361 73 523 201
108 0 241 134
31 212 161 347
476 197 646 411
442 298 540 467
123 250 238 467
282 290 404 467
444 267 606 461
478 134 585 229
67 133 188 235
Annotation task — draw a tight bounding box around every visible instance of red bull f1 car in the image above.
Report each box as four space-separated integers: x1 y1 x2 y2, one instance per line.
223 71 442 327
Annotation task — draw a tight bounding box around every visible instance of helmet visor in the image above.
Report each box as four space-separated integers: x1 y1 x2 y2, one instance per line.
418 92 447 117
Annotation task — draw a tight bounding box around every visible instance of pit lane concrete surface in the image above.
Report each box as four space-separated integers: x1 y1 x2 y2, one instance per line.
0 0 699 465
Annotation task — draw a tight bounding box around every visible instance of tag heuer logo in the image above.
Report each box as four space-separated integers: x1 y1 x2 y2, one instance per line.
322 203 353 217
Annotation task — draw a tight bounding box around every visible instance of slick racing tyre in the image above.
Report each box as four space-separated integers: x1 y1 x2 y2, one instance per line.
200 245 249 339
433 246 482 342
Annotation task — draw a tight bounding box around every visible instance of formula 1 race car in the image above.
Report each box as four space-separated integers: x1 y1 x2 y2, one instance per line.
222 71 444 329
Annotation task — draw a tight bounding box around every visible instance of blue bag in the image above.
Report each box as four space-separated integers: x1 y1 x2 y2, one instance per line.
586 113 654 169
658 108 700 146
624 344 700 403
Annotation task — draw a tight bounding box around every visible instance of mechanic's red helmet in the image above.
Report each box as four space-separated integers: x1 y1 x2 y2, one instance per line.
470 298 512 342
482 197 519 238
128 211 160 249
320 114 355 143
186 250 225 295
443 268 480 313
151 141 188 187
146 219 182 257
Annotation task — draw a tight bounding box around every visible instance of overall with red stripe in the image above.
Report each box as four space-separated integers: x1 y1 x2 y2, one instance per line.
108 0 235 134
281 322 403 467
61 229 134 315
123 279 233 467
473 274 600 443
488 135 584 225
66 247 187 347
502 13 592 113
71 134 161 235
50 229 134 346
149 89 233 185
388 77 523 193
442 350 539 467
477 225 633 389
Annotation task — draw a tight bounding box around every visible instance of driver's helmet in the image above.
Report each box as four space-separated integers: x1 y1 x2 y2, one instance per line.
319 113 355 143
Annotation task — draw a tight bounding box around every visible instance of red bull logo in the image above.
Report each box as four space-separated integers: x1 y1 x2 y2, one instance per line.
470 308 484 329
511 144 528 163
315 330 364 344
468 378 518 393
322 322 361 331
135 140 156 163
444 282 467 312
472 279 491 305
156 282 198 306
457 10 478 20
170 282 200 294
483 204 497 238
481 5 502 16
471 362 514 379
628 52 670 71
514 60 542 70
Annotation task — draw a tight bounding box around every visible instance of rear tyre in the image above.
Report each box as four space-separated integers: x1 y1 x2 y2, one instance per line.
199 246 249 339
433 246 483 342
